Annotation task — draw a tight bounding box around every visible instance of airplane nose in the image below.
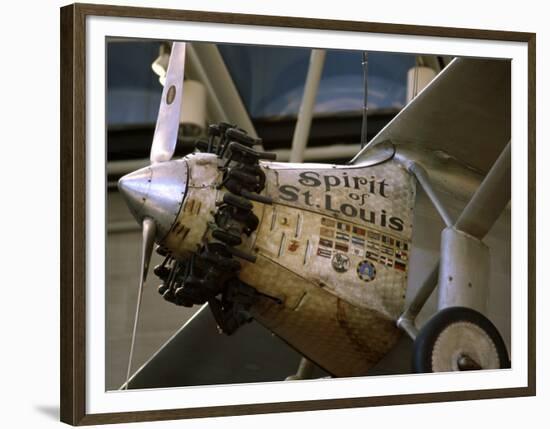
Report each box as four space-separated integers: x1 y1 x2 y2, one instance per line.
118 159 188 241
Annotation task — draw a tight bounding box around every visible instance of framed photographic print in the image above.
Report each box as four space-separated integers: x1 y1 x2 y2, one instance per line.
60 2 536 425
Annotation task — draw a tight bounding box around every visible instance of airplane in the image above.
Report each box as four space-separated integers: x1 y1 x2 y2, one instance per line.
116 42 511 387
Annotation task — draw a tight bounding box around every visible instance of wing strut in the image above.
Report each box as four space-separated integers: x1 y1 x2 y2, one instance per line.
397 141 511 339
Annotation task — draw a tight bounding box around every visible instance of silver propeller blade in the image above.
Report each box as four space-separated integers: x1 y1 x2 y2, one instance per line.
123 217 157 389
150 42 186 164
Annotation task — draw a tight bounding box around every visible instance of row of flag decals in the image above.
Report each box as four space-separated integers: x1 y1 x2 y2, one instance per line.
318 217 409 273
335 231 350 241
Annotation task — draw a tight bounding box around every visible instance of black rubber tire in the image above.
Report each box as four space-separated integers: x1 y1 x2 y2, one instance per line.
412 306 510 373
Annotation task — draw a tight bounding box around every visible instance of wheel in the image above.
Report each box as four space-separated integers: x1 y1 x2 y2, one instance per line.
412 306 510 373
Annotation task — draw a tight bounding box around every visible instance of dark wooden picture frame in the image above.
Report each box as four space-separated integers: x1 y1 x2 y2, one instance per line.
60 2 536 425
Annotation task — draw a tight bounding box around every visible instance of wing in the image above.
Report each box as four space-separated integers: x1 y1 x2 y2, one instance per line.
352 57 511 174
123 305 328 389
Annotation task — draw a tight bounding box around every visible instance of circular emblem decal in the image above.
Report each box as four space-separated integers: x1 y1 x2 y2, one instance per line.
331 252 350 273
357 260 377 282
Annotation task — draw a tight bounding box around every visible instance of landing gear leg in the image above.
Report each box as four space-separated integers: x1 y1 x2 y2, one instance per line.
401 146 511 373
285 357 315 381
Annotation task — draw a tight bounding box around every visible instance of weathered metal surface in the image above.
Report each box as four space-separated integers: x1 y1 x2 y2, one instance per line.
438 227 490 314
237 159 415 375
263 160 415 236
161 153 221 258
161 152 267 260
255 160 416 320
159 154 415 375
454 141 511 239
240 255 401 377
118 158 188 241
